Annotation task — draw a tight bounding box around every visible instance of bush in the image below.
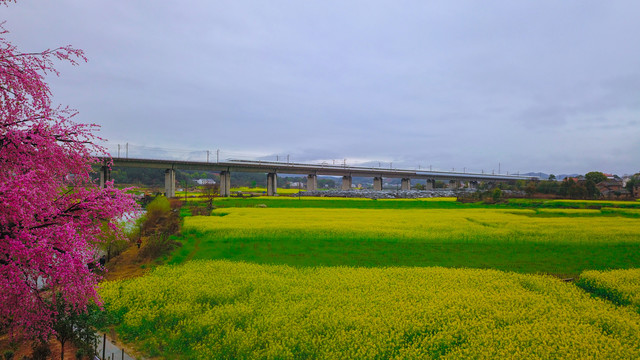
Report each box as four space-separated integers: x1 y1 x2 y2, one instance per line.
492 188 503 202
30 342 50 360
3 350 14 360
141 196 181 236
190 206 210 216
139 233 180 259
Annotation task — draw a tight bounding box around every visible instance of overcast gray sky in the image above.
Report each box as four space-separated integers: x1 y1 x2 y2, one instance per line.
4 1 640 175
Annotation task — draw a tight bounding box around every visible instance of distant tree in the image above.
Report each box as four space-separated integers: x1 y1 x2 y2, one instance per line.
536 180 559 195
584 171 607 185
434 180 447 189
202 182 219 210
626 173 640 196
584 180 599 199
548 174 556 181
524 182 537 198
318 178 336 189
414 183 426 190
492 188 503 202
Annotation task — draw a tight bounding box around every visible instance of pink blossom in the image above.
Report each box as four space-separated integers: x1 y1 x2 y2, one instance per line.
1 3 137 339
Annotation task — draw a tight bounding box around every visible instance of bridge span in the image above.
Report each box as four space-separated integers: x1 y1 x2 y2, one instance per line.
98 157 536 197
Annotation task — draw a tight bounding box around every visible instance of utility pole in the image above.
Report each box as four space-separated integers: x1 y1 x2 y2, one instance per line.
499 162 501 174
216 149 219 163
125 143 128 158
287 154 290 163
117 144 120 158
343 159 346 167
207 150 210 163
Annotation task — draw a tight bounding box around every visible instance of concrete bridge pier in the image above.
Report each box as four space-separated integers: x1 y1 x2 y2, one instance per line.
99 166 111 188
307 174 318 191
341 175 352 190
426 179 434 190
164 169 176 198
401 178 411 191
267 173 278 196
373 177 383 191
219 171 231 197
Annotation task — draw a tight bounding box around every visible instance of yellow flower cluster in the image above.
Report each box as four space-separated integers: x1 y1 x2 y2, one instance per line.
578 268 640 311
100 261 640 359
185 207 640 244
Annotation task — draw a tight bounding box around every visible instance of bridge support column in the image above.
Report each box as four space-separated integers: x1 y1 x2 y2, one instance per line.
341 176 352 190
401 178 411 191
219 171 231 197
267 173 278 196
373 177 383 191
426 179 434 190
307 174 318 191
99 166 111 188
164 169 176 198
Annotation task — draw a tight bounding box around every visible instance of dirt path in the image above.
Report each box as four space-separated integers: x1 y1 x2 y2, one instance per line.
103 245 152 282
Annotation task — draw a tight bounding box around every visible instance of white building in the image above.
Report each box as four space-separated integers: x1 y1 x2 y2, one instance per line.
196 179 216 185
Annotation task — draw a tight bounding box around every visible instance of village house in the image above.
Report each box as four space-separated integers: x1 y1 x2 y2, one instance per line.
596 179 629 199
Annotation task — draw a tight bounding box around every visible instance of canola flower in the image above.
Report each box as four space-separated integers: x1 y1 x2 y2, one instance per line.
578 268 640 312
100 261 640 359
185 207 640 244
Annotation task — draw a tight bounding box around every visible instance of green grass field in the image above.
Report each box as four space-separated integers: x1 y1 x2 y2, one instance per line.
170 200 640 277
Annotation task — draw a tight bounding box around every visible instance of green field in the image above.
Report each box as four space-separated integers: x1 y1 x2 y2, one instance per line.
205 196 640 210
101 197 640 359
171 200 640 277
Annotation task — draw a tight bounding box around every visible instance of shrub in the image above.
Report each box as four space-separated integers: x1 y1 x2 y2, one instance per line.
190 206 210 216
139 233 180 259
141 196 181 237
30 342 50 360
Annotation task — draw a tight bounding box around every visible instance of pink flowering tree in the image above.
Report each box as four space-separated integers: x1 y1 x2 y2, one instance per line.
0 1 137 339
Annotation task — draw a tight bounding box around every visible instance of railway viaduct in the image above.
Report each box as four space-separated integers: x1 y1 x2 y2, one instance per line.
98 157 536 197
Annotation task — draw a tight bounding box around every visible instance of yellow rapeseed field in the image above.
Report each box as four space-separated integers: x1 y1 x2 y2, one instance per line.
578 268 640 311
185 207 640 244
100 261 640 359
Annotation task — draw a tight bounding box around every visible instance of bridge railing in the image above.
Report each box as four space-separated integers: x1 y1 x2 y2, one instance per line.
100 143 529 178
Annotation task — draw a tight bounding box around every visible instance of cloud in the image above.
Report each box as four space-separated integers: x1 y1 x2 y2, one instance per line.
4 0 640 176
